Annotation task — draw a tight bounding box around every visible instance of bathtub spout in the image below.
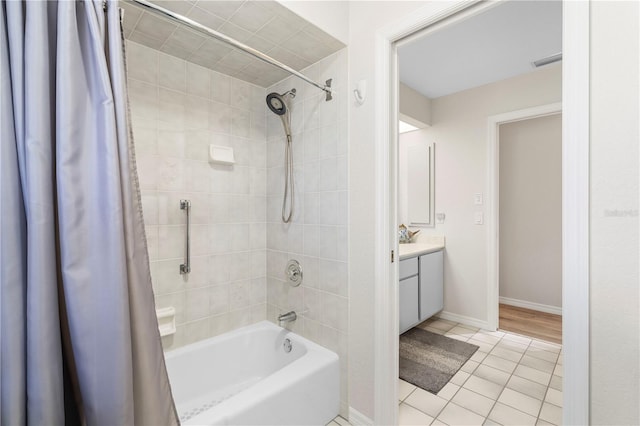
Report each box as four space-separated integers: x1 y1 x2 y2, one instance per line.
278 311 297 327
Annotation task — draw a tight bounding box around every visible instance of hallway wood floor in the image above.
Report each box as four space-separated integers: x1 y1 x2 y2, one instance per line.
499 304 562 344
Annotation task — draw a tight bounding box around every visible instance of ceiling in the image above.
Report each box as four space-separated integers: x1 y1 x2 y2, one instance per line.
119 0 344 87
398 0 562 99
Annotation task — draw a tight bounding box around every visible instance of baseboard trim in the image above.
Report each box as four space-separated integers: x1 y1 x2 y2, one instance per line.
348 407 373 426
499 297 562 316
436 311 491 331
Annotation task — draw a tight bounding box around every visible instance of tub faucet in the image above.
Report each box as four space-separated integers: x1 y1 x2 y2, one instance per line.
278 311 297 327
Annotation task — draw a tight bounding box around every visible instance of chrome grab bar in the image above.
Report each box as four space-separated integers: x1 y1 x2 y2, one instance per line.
179 200 191 274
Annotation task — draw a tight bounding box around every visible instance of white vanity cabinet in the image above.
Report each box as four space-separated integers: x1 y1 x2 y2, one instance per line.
399 249 444 334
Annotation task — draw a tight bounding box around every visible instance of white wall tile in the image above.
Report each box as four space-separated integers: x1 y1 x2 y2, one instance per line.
129 41 268 351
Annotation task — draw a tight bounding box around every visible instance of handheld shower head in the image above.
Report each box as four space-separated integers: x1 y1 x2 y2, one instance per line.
266 89 296 138
266 88 297 224
266 89 296 116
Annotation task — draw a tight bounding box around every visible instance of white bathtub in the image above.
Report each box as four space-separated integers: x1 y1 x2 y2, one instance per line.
164 321 340 425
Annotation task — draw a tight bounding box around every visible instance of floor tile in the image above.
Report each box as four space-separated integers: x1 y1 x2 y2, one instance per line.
451 388 496 417
399 402 435 425
557 354 563 365
501 332 532 346
536 419 555 425
399 379 417 401
519 354 556 374
447 325 479 338
490 346 524 363
495 338 529 354
424 325 446 335
481 354 517 374
334 416 352 426
548 375 562 391
437 383 460 400
473 364 511 387
539 402 562 425
470 351 489 363
445 332 471 342
462 375 503 400
489 402 537 425
438 402 486 425
467 338 496 353
431 420 449 426
461 359 480 374
529 339 561 354
404 387 448 418
497 388 542 417
472 332 501 345
553 363 563 377
450 370 471 386
479 329 506 339
525 347 559 363
513 364 552 386
483 419 501 426
427 319 457 332
544 388 563 407
506 375 548 400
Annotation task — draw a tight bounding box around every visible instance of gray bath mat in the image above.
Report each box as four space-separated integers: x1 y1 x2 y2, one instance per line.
400 327 479 394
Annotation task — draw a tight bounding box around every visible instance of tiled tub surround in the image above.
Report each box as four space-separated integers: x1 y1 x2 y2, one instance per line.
127 40 269 349
264 49 349 416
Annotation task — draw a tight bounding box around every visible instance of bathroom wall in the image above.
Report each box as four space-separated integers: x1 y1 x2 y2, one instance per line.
264 48 349 416
409 63 562 324
347 1 431 419
590 1 639 423
499 114 562 311
126 40 269 350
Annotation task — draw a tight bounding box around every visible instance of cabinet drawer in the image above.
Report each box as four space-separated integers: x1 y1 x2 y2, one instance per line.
399 276 420 334
399 257 418 280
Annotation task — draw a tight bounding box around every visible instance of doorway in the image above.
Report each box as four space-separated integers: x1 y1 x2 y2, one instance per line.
373 1 590 425
496 112 563 344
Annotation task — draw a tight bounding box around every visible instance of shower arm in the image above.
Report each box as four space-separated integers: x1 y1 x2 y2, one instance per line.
124 0 333 101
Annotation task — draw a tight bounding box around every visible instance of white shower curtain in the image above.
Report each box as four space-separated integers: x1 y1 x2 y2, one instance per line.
1 1 178 424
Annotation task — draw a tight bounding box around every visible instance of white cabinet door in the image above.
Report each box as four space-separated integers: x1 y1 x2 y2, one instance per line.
419 250 444 321
399 276 420 334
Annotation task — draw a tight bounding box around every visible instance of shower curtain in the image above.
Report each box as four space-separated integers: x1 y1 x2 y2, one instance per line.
1 1 178 424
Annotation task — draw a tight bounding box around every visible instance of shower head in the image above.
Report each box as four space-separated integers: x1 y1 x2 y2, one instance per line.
266 88 296 139
266 89 296 116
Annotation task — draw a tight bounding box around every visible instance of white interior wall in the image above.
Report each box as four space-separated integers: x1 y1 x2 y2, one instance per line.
264 49 349 417
499 114 562 310
400 83 432 127
347 1 431 419
590 1 639 423
407 64 562 324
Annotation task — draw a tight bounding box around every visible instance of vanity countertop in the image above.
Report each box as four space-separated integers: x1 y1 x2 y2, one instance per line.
399 242 445 260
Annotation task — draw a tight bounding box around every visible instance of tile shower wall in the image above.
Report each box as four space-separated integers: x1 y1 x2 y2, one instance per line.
265 49 349 416
126 41 268 350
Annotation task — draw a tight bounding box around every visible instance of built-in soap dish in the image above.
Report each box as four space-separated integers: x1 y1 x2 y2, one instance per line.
209 144 235 165
156 307 176 337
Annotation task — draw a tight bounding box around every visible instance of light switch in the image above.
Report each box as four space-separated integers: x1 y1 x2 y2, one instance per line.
436 213 446 224
474 212 484 225
474 193 483 205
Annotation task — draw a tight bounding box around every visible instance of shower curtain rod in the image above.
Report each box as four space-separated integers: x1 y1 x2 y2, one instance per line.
124 0 333 101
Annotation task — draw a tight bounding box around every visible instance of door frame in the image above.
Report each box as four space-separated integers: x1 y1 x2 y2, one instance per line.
487 102 563 331
372 1 590 425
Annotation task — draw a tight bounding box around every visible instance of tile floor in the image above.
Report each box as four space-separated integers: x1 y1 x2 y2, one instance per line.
328 415 352 426
399 318 563 425
327 318 562 425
